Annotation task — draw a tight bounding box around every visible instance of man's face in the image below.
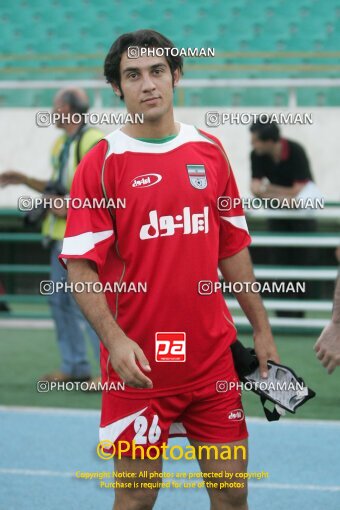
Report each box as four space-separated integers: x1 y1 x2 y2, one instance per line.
53 94 70 129
251 132 273 155
113 50 180 122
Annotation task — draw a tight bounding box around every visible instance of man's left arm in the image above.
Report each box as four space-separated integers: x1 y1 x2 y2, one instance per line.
216 140 279 374
219 247 280 377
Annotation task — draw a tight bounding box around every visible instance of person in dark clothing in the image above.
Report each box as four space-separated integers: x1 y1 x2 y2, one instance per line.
0 279 10 312
250 118 317 318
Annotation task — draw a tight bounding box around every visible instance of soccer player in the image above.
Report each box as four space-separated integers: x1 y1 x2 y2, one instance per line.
60 30 279 510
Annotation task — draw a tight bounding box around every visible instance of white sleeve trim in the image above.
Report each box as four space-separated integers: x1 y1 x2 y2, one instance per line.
61 229 114 256
221 215 249 233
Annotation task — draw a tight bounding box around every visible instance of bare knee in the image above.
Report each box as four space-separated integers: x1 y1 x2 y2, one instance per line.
210 485 248 509
114 488 159 510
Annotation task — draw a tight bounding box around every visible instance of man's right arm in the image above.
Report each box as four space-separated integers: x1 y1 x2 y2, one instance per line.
62 140 152 389
67 258 153 388
250 151 266 197
0 170 47 192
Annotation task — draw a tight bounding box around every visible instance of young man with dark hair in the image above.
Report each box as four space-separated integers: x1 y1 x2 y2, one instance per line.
250 117 317 318
61 30 279 510
250 118 314 199
104 29 183 99
250 120 280 144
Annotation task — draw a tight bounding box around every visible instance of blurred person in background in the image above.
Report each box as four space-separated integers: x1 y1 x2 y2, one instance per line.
0 88 103 388
250 118 318 318
0 279 10 312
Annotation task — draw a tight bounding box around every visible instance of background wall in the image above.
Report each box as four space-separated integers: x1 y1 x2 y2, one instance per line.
0 107 338 207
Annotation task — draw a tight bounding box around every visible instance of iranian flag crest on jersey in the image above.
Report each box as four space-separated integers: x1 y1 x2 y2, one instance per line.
186 164 207 189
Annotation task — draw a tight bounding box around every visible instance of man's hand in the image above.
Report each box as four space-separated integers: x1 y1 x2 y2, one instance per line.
108 334 153 389
314 322 340 374
48 194 68 218
0 170 26 186
253 331 280 378
0 170 46 192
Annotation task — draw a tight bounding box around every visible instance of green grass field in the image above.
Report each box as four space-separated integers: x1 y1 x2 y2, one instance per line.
0 328 339 420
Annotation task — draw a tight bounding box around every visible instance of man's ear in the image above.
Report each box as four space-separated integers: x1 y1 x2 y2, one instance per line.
111 83 122 97
173 68 181 88
56 103 69 114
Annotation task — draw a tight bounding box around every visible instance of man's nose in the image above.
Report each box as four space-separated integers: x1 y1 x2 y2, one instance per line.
141 73 156 92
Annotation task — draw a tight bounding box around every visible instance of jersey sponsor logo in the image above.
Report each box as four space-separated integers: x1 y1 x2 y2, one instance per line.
227 409 244 421
186 164 207 189
140 206 209 240
131 173 162 188
155 332 186 362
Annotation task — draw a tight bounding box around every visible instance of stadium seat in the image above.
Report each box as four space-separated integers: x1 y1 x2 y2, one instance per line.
1 0 340 106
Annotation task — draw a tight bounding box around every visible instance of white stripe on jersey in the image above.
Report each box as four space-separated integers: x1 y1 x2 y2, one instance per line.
104 122 214 157
62 230 114 256
99 407 148 444
221 215 249 233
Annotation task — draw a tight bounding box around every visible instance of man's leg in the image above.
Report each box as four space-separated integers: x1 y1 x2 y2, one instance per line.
182 369 249 510
113 455 162 510
48 241 91 378
189 438 248 510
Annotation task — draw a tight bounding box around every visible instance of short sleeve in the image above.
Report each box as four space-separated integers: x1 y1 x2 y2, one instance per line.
59 139 115 269
291 144 313 183
251 150 265 179
218 162 252 260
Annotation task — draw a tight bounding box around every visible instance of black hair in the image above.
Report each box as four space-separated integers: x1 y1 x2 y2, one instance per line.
104 29 183 100
250 117 280 142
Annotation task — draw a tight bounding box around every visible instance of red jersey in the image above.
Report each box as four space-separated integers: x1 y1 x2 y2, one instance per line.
60 122 251 397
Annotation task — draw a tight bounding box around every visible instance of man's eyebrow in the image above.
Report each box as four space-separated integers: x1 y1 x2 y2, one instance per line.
122 67 139 75
122 63 167 75
150 63 167 69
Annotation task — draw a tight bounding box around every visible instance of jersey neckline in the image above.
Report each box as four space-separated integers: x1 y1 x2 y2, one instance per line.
118 122 183 146
136 134 178 144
